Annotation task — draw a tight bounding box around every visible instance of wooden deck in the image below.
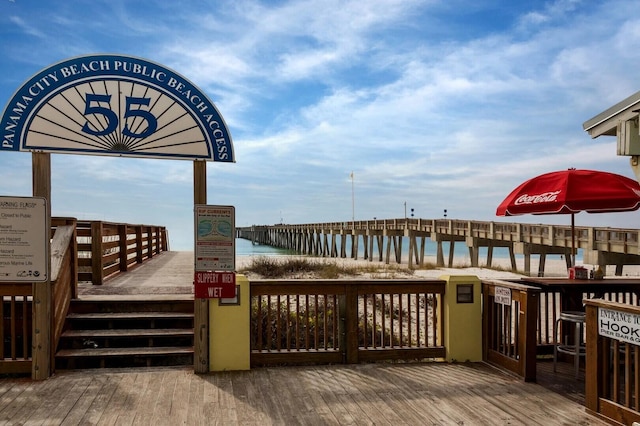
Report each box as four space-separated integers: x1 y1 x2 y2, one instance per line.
1 362 605 425
16 251 600 424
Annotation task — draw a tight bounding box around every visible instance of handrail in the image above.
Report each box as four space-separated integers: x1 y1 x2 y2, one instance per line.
50 218 77 363
75 220 169 285
585 299 640 424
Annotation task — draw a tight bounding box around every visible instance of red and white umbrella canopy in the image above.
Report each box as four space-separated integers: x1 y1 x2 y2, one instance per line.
496 169 640 267
496 169 640 217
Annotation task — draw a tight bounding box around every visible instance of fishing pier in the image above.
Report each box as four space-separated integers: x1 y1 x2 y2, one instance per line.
238 218 640 276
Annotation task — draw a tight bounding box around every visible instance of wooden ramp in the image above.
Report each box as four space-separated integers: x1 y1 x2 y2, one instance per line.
77 251 195 297
0 363 605 425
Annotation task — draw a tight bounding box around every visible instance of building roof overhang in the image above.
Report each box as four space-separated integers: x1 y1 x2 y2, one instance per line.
583 90 640 138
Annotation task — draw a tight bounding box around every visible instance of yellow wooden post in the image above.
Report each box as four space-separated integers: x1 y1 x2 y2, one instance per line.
31 152 51 380
440 274 482 362
209 275 250 371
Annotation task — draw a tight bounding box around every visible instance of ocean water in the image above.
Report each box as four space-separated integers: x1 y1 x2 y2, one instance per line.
235 237 582 263
236 238 296 256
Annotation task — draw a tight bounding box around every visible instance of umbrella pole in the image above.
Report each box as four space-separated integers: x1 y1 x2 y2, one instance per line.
571 213 575 267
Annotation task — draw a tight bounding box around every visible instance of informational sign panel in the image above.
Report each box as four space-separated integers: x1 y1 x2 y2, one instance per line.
494 287 512 306
0 196 48 282
194 271 236 298
599 307 640 345
194 205 235 271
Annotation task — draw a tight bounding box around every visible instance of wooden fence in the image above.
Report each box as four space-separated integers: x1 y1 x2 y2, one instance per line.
250 279 446 366
482 277 640 382
1 218 168 375
482 280 539 381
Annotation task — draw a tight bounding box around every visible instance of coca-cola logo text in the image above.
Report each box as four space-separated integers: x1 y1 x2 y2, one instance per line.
514 190 561 205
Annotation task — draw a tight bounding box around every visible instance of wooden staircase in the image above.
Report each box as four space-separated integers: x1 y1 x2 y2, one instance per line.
55 296 194 369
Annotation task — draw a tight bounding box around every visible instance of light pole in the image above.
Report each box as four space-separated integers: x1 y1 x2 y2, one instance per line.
350 172 355 222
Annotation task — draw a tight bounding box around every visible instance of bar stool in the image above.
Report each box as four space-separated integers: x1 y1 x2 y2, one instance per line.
553 310 586 379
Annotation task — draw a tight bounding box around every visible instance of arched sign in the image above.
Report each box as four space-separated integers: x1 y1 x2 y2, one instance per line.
1 54 234 161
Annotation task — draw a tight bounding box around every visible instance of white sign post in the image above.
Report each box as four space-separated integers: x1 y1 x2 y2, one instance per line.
0 196 48 282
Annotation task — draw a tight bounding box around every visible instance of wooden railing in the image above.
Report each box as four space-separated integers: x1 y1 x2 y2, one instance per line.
0 283 32 374
1 218 167 375
585 299 640 425
250 279 446 366
0 218 77 375
50 218 78 361
482 277 640 382
76 220 168 285
482 280 539 381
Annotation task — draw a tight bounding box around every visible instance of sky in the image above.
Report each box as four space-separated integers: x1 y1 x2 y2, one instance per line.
1 0 640 251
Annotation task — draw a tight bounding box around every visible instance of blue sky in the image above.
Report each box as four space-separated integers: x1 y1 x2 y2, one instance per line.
1 0 640 250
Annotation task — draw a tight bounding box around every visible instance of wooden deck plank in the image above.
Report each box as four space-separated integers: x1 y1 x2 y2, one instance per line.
251 367 296 425
309 367 371 425
62 328 194 338
0 363 608 425
267 368 321 425
217 372 241 425
230 371 272 425
149 369 178 425
56 346 194 358
58 376 106 425
116 371 152 426
131 369 165 426
202 372 223 425
0 379 42 423
92 372 138 426
332 369 401 425
66 312 193 320
40 377 94 426
78 374 120 425
186 369 205 425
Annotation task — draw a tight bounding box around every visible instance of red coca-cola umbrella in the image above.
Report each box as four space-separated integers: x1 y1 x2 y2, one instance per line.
496 169 640 266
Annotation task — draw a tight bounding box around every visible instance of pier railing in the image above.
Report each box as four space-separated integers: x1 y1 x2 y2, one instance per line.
238 219 640 275
250 279 445 366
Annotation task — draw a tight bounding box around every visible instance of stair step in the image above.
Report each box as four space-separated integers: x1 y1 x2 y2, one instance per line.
56 346 194 358
61 328 194 338
66 312 193 320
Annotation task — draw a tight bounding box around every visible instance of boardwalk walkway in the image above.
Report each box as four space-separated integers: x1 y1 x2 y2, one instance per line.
1 363 606 425
0 251 606 425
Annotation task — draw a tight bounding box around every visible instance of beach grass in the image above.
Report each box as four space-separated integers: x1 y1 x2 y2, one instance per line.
239 256 417 279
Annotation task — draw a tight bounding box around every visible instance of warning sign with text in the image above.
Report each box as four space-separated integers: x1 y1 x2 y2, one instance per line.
194 271 236 298
194 205 235 271
0 196 48 282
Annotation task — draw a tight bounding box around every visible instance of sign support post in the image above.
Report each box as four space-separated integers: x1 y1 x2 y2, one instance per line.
31 152 51 380
193 160 209 373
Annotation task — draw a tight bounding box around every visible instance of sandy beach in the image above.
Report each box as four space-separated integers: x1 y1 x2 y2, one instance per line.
236 253 640 280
